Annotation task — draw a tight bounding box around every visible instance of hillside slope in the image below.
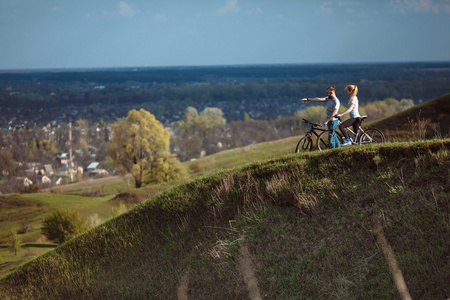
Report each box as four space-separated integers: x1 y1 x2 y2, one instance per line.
1 140 449 299
367 93 450 140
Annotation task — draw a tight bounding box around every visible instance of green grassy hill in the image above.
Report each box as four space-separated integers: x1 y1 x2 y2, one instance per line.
367 93 450 141
0 139 449 299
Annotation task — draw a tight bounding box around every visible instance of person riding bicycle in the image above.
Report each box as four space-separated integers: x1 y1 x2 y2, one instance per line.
336 84 361 146
301 85 341 148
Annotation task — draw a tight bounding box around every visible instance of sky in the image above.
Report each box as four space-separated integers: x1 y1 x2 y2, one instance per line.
0 0 449 70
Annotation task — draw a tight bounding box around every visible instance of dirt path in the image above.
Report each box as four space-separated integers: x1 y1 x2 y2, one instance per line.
177 272 189 300
374 215 412 300
42 175 132 193
240 244 263 300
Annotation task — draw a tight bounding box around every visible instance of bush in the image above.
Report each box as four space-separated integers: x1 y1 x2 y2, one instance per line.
189 161 204 173
41 209 88 244
22 184 41 194
17 222 32 234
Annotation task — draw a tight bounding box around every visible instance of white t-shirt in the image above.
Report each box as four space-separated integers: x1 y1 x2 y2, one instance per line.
326 96 340 119
349 96 360 118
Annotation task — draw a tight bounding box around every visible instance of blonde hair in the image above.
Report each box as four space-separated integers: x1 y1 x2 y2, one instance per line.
346 85 358 100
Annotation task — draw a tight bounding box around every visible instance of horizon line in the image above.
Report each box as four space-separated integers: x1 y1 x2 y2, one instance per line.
1 60 450 74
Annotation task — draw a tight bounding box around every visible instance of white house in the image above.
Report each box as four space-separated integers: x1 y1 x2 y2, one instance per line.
15 177 33 187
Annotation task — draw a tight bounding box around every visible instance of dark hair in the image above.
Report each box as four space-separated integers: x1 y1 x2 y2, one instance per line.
326 85 336 91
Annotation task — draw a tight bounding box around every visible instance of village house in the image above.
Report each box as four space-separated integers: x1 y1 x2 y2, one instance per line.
15 177 33 187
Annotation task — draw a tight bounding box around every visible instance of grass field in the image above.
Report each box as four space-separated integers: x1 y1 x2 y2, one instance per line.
0 139 448 299
0 95 449 298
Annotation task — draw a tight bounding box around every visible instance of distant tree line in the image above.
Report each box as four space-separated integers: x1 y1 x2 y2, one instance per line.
0 63 448 123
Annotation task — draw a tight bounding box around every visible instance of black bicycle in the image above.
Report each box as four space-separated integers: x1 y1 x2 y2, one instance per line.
336 115 385 145
295 119 343 152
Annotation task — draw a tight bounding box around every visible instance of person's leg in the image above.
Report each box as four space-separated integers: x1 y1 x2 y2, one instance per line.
328 120 340 148
353 118 362 136
339 118 357 144
339 118 356 139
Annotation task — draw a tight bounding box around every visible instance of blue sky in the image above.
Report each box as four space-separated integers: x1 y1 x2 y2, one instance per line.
0 0 449 70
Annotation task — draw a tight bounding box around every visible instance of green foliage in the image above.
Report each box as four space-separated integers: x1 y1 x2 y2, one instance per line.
112 202 127 217
145 152 185 184
0 150 16 176
41 209 88 244
363 98 414 120
189 161 204 173
8 230 21 256
295 105 327 124
109 108 171 188
173 107 227 161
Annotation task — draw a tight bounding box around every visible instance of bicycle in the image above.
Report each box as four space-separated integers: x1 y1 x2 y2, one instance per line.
336 115 385 145
295 119 343 152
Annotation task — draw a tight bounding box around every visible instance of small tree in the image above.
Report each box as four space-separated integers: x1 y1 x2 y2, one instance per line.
0 150 16 176
41 209 88 244
8 230 21 256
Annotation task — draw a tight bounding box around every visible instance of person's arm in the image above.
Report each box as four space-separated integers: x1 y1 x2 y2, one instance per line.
301 97 327 103
323 107 339 126
336 103 354 118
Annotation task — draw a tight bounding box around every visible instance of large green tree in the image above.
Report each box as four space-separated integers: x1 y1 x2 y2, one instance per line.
109 108 173 188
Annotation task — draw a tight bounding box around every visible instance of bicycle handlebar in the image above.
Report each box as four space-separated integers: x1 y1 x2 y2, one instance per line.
302 118 322 127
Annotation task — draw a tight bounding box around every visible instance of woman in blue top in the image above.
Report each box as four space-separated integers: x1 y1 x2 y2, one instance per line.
336 85 360 146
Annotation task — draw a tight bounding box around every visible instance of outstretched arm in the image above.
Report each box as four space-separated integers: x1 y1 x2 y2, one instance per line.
301 97 327 103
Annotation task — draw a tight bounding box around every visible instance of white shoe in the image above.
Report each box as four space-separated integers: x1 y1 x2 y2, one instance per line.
342 141 351 146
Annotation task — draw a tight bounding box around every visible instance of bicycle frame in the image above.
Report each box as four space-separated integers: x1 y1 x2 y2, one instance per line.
337 118 377 144
305 125 329 139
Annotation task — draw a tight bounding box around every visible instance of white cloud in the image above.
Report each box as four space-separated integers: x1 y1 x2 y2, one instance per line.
83 2 139 19
389 0 445 14
445 4 450 14
118 1 139 18
247 7 263 15
319 2 335 15
217 0 240 15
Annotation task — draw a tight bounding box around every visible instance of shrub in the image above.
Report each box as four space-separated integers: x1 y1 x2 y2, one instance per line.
22 184 41 194
41 209 88 244
189 161 205 173
17 222 32 234
88 213 103 228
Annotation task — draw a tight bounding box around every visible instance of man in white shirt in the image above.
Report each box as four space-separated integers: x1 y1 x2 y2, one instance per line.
301 85 341 148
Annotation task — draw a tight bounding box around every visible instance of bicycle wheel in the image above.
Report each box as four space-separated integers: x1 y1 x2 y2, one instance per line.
358 129 385 144
295 136 312 153
317 131 343 151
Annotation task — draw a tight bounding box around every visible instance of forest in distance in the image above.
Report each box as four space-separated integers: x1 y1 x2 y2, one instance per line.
0 62 449 125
